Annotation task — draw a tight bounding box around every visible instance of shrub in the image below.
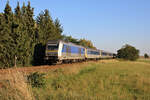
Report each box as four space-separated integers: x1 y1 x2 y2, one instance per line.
27 72 46 88
144 53 149 58
117 44 139 61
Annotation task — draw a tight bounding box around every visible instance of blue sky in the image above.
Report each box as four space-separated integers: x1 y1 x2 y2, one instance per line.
0 0 150 55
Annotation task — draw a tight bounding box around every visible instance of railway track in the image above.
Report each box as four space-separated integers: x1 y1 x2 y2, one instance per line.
0 61 93 75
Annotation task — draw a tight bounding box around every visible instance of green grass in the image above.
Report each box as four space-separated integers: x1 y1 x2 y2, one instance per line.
137 58 150 64
32 60 150 100
1 59 150 100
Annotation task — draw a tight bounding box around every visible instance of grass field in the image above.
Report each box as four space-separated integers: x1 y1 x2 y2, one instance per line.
0 59 150 100
137 58 150 64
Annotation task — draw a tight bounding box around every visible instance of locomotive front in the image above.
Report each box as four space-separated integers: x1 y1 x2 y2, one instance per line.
45 40 60 62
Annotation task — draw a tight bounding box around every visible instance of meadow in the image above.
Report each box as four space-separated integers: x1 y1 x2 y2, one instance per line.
0 59 150 100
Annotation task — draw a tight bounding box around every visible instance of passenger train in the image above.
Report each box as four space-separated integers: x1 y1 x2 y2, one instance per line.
45 40 115 64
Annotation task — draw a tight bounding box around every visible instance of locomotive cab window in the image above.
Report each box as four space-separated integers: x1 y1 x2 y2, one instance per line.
47 45 58 50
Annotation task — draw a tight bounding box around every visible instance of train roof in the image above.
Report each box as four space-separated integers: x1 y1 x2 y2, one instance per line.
47 40 116 55
100 50 115 54
47 40 85 48
86 48 99 51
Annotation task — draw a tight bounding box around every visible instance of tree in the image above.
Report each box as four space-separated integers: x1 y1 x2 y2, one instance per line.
62 35 96 49
0 1 37 68
0 1 63 67
36 9 62 44
0 1 15 68
79 38 96 49
0 13 11 68
13 2 28 66
144 53 149 58
25 1 36 65
54 18 63 39
4 1 13 23
117 44 139 61
1 1 99 67
34 9 63 65
62 35 79 44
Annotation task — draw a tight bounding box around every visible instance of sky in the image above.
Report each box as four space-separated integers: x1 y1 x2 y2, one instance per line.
0 0 150 55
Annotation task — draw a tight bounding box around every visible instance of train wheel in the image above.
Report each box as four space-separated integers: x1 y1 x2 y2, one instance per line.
56 60 62 65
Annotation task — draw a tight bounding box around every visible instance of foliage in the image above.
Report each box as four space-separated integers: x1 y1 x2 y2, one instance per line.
36 9 62 44
34 9 63 65
0 2 63 68
144 53 149 58
31 60 150 100
0 1 96 68
79 38 96 49
1 60 150 100
62 35 79 44
0 1 15 68
117 44 139 61
27 72 46 88
62 35 96 49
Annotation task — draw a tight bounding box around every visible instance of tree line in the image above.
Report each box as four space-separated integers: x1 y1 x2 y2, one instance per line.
0 1 96 68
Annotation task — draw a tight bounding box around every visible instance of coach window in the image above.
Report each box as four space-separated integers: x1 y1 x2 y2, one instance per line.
62 44 66 52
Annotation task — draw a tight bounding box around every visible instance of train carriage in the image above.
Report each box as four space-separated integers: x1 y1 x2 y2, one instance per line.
85 48 100 60
100 50 114 59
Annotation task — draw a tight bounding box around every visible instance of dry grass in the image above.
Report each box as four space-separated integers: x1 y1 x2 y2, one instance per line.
0 69 34 100
33 59 150 100
1 59 150 100
137 58 150 64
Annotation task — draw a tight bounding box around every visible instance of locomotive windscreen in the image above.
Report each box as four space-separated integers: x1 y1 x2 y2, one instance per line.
47 45 58 50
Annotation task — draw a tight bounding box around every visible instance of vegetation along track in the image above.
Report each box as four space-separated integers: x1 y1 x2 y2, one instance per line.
0 61 99 75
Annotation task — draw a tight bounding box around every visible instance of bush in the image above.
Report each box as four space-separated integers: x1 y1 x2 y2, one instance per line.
27 72 46 88
144 53 149 58
117 44 139 61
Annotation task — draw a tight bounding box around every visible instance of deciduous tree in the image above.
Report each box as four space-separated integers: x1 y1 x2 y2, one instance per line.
117 44 139 61
144 53 149 58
